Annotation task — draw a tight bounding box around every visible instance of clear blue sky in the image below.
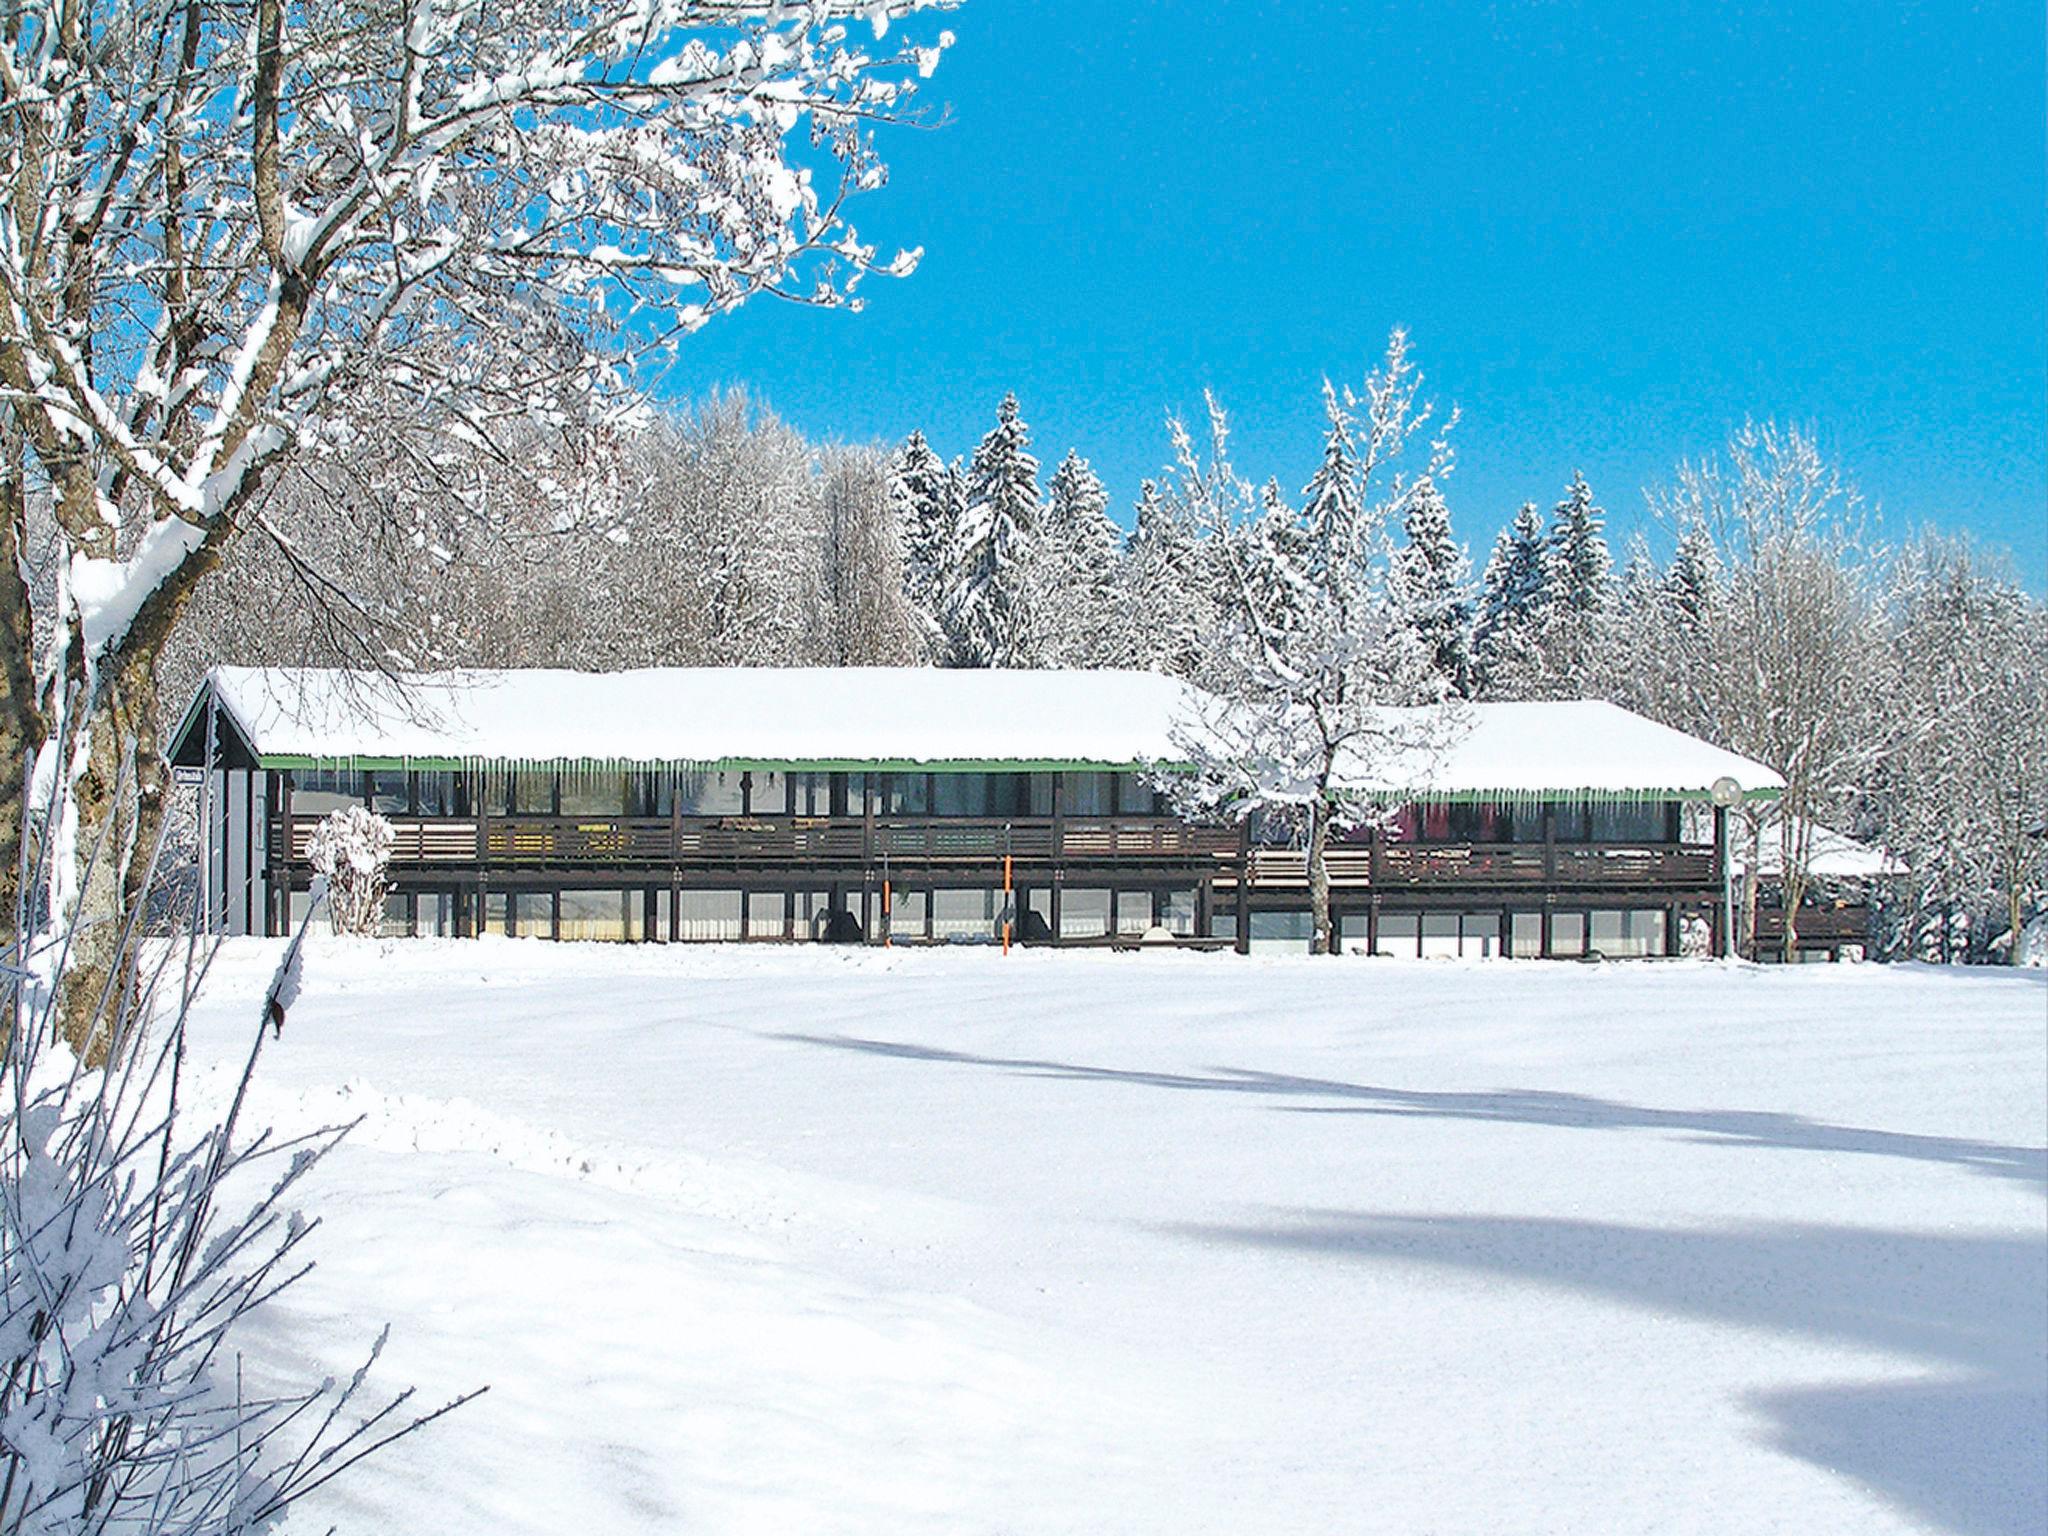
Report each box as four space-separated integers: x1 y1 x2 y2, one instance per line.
666 0 2047 583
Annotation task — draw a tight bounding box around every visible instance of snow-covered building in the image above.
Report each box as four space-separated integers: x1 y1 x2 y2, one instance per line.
171 668 1781 958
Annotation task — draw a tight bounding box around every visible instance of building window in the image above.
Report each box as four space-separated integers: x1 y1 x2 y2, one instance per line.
1589 801 1670 845
1027 774 1055 816
933 773 988 818
791 773 831 816
512 892 553 939
560 772 630 817
932 887 999 941
1510 911 1544 958
747 772 788 816
1420 911 1461 958
745 891 787 939
1589 908 1666 958
1550 911 1587 957
556 888 642 942
1065 772 1114 817
417 892 457 936
670 770 745 817
1116 774 1157 816
486 769 555 816
415 773 458 816
1115 890 1153 935
677 889 742 941
292 768 365 815
1059 887 1111 939
1162 889 1197 936
883 773 929 816
1376 911 1421 957
1249 910 1313 953
888 887 929 942
1460 913 1501 958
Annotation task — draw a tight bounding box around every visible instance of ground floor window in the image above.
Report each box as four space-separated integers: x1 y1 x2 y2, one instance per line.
745 891 786 940
1510 911 1544 959
1589 908 1666 958
678 889 742 941
1248 910 1313 954
933 887 1002 942
1059 887 1111 940
1550 911 1587 957
558 889 644 943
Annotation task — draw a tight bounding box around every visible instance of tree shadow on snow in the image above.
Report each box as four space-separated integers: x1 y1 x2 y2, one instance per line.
773 1033 2048 1187
1170 1212 2047 1536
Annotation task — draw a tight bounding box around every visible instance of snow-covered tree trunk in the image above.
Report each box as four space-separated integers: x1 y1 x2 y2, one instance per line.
1306 797 1335 957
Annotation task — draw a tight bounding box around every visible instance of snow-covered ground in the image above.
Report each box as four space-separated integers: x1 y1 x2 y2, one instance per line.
180 942 2047 1536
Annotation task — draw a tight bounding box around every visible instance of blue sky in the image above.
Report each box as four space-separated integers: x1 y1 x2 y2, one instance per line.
666 0 2046 583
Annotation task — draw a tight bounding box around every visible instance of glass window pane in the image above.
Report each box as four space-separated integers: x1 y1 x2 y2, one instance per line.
1162 889 1196 936
1249 910 1313 954
1421 911 1461 958
1027 774 1055 817
1065 773 1113 817
485 892 510 935
292 768 364 816
1509 805 1545 844
748 772 787 816
889 888 929 941
1590 801 1667 844
678 889 742 941
1551 911 1587 956
1553 802 1591 843
1510 911 1544 958
885 774 929 816
674 770 745 816
513 893 553 939
1115 890 1152 934
1059 887 1111 939
932 887 998 940
933 774 987 818
1117 774 1157 815
417 892 455 937
746 891 786 938
1461 912 1500 958
378 892 410 937
791 773 831 817
1377 911 1420 957
416 773 457 816
558 889 640 942
368 772 410 816
560 772 629 817
1023 887 1054 943
503 771 553 815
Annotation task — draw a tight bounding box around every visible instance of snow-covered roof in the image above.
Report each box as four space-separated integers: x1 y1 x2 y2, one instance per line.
181 666 1205 770
174 669 1783 801
1339 700 1783 803
1733 817 1902 880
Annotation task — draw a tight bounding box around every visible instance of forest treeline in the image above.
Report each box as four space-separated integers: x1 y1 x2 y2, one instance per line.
161 361 2047 963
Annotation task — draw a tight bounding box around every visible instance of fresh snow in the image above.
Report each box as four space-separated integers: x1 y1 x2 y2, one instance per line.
179 942 2043 1535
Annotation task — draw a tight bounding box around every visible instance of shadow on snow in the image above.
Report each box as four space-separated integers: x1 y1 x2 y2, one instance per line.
772 1033 2048 1188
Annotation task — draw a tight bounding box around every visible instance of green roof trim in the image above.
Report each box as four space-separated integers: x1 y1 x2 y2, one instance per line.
255 754 1173 774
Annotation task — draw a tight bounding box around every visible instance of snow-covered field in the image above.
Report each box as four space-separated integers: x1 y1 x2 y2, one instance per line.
180 942 2047 1536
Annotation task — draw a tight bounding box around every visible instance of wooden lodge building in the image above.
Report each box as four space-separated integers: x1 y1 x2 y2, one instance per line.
170 667 1782 958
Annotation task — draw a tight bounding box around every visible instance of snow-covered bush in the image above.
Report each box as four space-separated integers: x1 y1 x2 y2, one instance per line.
306 808 396 937
1 854 475 1531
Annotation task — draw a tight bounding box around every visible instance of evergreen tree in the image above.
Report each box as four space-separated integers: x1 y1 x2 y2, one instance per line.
1663 520 1721 639
1389 475 1473 696
1548 470 1615 617
1037 449 1128 665
1298 382 1364 590
889 429 958 658
1124 477 1209 676
950 392 1043 667
1471 503 1552 695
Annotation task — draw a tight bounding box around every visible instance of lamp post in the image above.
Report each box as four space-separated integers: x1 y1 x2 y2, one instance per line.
1710 776 1743 960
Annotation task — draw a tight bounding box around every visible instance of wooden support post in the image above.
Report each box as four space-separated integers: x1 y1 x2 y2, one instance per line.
1540 897 1554 960
1367 895 1381 957
1234 819 1252 956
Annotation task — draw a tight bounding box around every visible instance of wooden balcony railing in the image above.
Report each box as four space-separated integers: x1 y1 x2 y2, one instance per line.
281 814 1238 869
1230 842 1718 891
1752 903 1870 946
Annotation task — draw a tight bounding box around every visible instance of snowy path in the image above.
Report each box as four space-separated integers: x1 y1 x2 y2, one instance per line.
181 943 2047 1535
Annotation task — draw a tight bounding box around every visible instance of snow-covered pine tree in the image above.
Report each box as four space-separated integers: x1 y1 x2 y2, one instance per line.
950 393 1045 667
1664 520 1722 640
890 430 959 659
1540 471 1616 692
1299 382 1365 590
1471 503 1553 696
1390 476 1474 697
1036 449 1130 666
1123 478 1212 676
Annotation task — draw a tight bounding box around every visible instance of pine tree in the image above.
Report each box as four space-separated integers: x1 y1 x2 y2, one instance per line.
1472 503 1552 695
889 429 958 658
1663 520 1721 640
950 392 1043 667
1124 477 1209 676
1390 475 1473 696
1548 471 1615 617
1299 381 1364 590
1037 448 1128 665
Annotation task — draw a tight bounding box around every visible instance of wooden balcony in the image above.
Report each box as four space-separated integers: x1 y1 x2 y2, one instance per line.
1224 842 1718 892
281 814 1239 870
1753 903 1870 947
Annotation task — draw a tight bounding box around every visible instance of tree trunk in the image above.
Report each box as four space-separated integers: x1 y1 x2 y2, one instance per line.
1307 801 1334 957
1742 816 1762 961
55 652 170 1064
2012 883 2026 968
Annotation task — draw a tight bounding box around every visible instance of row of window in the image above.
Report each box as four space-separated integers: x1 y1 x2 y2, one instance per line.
289 768 1163 820
1211 907 1673 958
290 883 1201 943
1375 800 1679 846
